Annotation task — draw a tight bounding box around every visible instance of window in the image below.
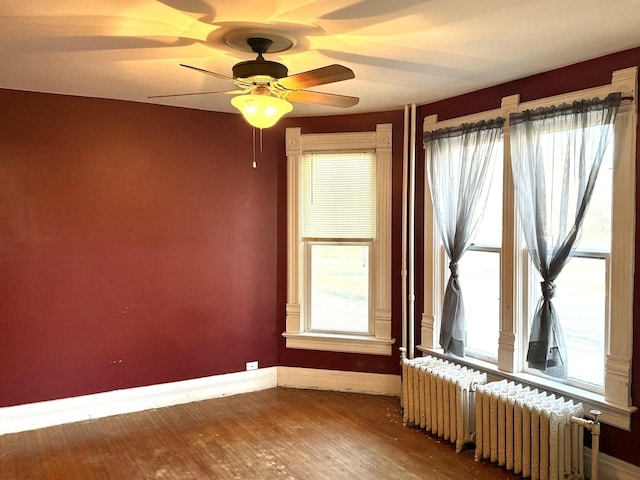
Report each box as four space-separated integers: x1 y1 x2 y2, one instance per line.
420 67 637 429
521 124 614 392
283 124 395 355
303 151 375 334
460 141 503 362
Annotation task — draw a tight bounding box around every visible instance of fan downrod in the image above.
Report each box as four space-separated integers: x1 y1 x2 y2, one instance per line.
247 37 273 57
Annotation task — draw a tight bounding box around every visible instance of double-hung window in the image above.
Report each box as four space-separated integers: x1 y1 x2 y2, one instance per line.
283 124 395 355
458 140 503 362
303 152 375 334
519 117 615 390
420 67 637 429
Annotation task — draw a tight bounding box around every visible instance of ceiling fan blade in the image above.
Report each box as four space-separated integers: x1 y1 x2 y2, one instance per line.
179 64 236 82
277 64 355 90
285 90 359 108
148 89 246 99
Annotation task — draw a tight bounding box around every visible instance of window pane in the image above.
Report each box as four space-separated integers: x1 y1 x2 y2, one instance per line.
472 140 503 246
553 257 606 387
460 250 500 360
303 153 376 238
578 146 612 250
309 244 369 333
524 263 608 390
538 128 612 251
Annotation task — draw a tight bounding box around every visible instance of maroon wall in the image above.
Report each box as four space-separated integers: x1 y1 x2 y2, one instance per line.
0 90 280 406
276 112 406 375
416 47 640 467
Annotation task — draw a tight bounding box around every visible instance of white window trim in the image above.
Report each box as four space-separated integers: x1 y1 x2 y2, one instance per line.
283 124 395 355
419 67 637 429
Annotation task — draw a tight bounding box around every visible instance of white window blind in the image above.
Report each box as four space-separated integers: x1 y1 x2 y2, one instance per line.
302 152 376 238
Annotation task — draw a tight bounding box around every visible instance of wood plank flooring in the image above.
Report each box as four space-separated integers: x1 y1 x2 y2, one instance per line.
0 388 518 479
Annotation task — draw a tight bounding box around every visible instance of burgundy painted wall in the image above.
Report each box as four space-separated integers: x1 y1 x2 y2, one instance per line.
0 90 280 406
416 47 640 467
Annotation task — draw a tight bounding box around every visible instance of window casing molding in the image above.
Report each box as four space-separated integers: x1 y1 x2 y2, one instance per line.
283 124 395 355
419 67 637 429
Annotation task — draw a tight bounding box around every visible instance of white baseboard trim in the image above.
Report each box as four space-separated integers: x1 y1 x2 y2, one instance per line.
585 448 640 480
0 367 398 436
0 367 278 435
277 366 401 396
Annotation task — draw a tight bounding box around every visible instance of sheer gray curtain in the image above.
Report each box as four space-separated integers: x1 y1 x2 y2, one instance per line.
425 119 504 356
510 93 621 378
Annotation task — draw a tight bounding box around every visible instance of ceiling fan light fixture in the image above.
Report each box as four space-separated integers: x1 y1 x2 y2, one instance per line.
157 33 358 118
231 94 293 129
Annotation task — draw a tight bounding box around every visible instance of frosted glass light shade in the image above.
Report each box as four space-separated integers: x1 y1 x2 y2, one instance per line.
231 94 293 129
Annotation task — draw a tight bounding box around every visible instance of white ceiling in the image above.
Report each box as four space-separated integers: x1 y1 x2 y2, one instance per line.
2 1 640 118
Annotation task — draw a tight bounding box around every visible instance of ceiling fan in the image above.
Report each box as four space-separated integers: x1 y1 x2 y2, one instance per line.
150 36 360 128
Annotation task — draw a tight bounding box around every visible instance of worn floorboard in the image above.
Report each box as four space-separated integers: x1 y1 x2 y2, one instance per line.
0 388 517 479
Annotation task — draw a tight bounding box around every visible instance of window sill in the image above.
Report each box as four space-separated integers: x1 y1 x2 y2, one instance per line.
283 332 395 356
417 346 637 431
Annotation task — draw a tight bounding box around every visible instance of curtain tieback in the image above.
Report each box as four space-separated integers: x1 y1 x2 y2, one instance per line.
541 280 556 300
449 261 459 279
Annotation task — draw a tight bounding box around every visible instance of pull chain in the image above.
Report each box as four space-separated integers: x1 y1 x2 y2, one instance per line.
251 127 264 168
252 127 257 168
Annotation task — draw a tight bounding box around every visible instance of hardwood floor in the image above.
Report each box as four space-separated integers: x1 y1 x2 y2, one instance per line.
0 388 517 479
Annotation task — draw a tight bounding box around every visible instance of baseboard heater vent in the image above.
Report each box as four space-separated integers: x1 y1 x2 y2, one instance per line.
402 356 601 480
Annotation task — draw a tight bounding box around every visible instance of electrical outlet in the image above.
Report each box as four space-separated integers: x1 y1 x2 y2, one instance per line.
246 361 258 371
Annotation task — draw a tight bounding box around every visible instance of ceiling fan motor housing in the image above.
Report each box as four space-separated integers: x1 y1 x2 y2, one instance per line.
232 37 289 80
232 59 288 80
